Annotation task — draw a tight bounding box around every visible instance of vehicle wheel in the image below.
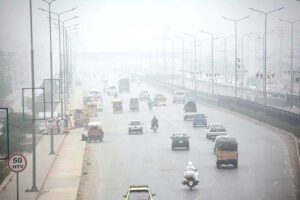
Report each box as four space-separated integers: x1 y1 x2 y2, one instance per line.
216 161 221 169
234 160 238 168
187 145 190 150
171 145 174 150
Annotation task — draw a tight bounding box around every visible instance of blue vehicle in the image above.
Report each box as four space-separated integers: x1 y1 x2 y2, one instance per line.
193 113 207 127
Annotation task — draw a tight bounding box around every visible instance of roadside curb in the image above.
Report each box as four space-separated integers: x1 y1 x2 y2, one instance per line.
76 141 87 199
0 171 14 193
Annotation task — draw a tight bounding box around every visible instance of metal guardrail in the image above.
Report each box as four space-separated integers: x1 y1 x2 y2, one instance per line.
147 78 300 126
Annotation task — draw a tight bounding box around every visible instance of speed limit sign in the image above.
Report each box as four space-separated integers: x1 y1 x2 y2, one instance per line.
8 154 27 200
45 118 57 129
8 154 27 173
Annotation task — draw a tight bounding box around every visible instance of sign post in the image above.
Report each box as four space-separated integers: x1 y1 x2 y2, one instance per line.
8 154 27 200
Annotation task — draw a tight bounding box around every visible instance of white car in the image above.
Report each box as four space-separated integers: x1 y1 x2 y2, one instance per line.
128 120 143 134
139 90 150 101
206 123 227 140
107 86 117 96
173 91 186 103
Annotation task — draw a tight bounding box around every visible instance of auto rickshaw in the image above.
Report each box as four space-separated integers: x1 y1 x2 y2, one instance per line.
86 102 98 117
129 98 139 112
73 109 89 128
87 121 104 142
112 98 122 113
153 94 167 106
215 136 238 168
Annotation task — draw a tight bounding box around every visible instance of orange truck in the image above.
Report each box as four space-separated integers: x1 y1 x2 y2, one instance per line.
215 137 238 168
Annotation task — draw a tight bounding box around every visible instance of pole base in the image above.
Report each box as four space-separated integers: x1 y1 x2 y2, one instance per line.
49 151 55 155
26 185 38 192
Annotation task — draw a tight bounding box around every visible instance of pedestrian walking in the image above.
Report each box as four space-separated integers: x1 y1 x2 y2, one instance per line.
69 114 75 129
57 117 65 134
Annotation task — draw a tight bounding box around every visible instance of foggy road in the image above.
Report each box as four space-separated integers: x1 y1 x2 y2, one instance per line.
78 81 297 200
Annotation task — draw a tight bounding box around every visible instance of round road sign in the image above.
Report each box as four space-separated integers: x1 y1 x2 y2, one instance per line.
8 154 27 173
45 118 57 129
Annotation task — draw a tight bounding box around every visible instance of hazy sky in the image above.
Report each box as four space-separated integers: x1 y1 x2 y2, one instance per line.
0 0 300 53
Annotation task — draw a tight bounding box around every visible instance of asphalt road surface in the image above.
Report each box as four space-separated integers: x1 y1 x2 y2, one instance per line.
77 80 297 200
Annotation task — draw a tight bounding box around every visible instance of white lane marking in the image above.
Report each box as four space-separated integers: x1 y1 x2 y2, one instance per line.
272 180 279 186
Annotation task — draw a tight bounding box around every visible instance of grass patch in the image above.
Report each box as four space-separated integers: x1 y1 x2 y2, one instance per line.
0 161 9 185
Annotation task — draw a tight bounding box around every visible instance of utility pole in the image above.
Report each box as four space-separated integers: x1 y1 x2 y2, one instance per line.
222 15 250 99
250 6 284 106
28 0 38 192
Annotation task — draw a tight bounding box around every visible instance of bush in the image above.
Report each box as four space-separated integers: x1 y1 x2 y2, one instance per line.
0 112 32 184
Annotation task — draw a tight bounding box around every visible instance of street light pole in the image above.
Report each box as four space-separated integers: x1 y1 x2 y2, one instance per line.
222 15 250 99
241 32 253 90
199 30 215 95
61 16 79 114
28 0 38 192
184 33 197 95
279 18 300 95
173 35 185 88
165 38 174 87
42 0 56 155
249 7 284 106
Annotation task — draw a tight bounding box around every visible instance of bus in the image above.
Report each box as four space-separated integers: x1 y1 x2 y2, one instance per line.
118 78 130 93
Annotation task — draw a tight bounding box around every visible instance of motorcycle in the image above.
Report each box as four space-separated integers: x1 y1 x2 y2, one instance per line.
151 123 158 132
182 170 199 190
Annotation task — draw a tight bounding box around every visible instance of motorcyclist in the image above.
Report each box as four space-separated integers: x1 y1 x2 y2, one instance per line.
185 161 197 172
148 98 154 110
182 161 199 185
151 116 158 129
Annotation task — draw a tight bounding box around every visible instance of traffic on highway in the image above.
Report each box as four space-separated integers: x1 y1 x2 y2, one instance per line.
1 0 300 200
77 72 297 200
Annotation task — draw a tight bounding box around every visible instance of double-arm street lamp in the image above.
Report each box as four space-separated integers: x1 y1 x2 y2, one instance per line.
279 18 300 95
249 7 284 106
184 33 197 94
222 15 250 99
39 7 77 117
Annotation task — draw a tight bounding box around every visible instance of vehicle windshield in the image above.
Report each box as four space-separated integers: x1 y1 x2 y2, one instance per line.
210 125 226 132
175 92 185 95
130 121 141 126
195 114 205 118
128 191 150 200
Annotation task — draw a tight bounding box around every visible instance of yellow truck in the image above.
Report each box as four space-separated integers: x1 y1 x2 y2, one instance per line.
215 136 238 168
